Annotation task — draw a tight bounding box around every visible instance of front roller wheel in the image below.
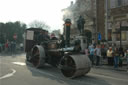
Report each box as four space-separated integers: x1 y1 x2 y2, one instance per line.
60 56 76 78
59 54 91 78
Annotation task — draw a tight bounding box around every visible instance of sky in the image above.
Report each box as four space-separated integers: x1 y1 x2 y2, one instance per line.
0 0 76 31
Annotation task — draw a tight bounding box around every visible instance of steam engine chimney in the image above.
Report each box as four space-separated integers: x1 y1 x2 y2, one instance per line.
64 19 71 47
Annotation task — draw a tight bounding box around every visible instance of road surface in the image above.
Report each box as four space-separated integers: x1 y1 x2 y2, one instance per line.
0 53 128 85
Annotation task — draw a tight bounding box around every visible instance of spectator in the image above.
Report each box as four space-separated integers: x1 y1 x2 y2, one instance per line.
101 44 107 59
85 47 89 56
107 47 114 66
89 46 95 66
124 49 128 69
5 42 9 52
119 47 124 67
95 45 101 66
114 48 119 68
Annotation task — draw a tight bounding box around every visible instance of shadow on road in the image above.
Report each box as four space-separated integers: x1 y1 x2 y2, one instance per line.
26 61 111 85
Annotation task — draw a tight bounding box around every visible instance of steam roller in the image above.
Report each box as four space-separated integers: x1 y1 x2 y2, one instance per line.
25 18 91 78
30 44 91 78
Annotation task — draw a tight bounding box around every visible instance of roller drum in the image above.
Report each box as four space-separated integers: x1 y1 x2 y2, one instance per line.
60 54 91 78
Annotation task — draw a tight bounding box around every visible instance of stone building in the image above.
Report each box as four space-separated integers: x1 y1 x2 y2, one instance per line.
62 0 105 44
106 0 128 47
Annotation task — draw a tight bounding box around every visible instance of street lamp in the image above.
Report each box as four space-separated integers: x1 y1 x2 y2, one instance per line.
105 0 108 41
120 22 122 48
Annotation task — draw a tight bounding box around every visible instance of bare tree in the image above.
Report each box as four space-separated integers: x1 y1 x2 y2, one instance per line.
29 20 50 30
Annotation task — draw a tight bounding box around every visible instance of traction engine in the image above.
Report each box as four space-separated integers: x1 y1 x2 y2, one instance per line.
24 19 91 78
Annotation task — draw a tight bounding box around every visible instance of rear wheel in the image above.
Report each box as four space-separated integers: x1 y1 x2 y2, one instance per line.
31 45 46 68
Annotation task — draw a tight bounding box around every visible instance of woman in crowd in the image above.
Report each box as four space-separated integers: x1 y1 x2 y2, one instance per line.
107 47 114 66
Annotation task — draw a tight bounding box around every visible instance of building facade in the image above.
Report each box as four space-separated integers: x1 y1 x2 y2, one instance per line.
62 0 105 44
106 0 128 47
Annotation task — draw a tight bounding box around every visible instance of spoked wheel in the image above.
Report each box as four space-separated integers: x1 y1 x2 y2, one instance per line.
60 55 76 78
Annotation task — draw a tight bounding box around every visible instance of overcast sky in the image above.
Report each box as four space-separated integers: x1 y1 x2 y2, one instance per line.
0 0 76 31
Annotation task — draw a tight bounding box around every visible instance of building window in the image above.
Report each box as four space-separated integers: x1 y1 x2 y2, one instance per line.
110 0 116 8
122 31 126 41
108 29 112 41
115 31 126 41
116 33 120 41
117 0 122 6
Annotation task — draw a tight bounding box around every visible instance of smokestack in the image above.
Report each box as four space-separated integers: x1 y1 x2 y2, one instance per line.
64 19 71 47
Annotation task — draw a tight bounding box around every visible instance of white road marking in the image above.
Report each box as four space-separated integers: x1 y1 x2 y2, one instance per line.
12 62 26 66
0 69 16 80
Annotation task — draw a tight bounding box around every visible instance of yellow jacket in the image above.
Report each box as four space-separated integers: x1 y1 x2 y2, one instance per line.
107 50 113 57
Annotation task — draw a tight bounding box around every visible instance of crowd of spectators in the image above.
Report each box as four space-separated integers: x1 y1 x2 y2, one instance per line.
0 41 16 53
85 43 128 69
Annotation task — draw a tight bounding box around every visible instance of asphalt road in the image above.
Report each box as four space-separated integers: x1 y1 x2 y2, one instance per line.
0 53 128 85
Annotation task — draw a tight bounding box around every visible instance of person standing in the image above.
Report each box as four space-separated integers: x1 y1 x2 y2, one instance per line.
95 45 101 66
125 49 128 69
114 48 119 68
89 46 95 66
107 47 114 66
85 47 89 56
5 41 9 53
119 47 124 67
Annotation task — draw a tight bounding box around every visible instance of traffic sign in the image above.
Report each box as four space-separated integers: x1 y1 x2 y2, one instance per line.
98 33 101 40
13 34 17 40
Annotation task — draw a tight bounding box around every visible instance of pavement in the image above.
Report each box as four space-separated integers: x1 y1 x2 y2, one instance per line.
93 65 128 72
92 58 128 72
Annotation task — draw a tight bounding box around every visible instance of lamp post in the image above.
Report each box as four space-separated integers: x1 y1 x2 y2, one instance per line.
93 17 97 44
120 22 122 48
105 0 108 41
